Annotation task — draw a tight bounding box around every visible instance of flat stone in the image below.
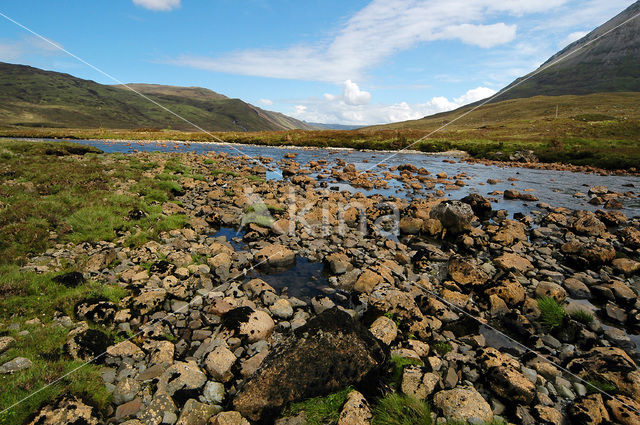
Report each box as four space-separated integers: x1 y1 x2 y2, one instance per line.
205 346 237 382
0 356 32 374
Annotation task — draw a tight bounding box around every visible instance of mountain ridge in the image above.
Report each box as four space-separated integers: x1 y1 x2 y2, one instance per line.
0 62 314 131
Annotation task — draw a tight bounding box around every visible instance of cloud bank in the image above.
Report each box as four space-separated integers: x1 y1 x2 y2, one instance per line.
289 81 496 125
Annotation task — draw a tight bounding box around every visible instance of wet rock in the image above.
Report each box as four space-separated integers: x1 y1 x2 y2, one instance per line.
605 302 628 323
255 244 295 269
270 299 294 319
326 252 351 274
430 200 475 234
494 253 534 273
535 281 567 302
369 316 397 345
618 226 640 249
399 217 423 235
205 346 237 383
354 269 385 293
504 189 521 200
27 396 100 425
567 347 640 399
561 240 616 266
433 386 493 424
0 356 32 374
233 308 386 421
338 390 372 425
568 394 609 425
52 271 85 287
461 193 492 220
563 278 591 299
448 257 489 286
176 399 219 425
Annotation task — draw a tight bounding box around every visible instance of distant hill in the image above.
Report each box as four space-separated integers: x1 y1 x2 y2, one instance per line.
0 62 314 131
306 122 363 130
494 1 640 100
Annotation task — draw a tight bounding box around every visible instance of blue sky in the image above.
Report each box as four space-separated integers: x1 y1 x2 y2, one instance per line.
0 0 635 125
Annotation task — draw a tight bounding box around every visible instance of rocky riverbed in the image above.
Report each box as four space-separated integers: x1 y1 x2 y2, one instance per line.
2 148 640 425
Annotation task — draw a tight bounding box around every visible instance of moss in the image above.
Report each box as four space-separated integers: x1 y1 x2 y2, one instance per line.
431 341 452 356
389 356 424 389
282 386 353 425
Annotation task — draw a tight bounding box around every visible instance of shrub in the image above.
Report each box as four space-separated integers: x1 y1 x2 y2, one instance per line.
431 341 453 356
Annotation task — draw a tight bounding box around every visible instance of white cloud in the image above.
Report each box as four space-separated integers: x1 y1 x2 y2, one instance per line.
0 36 64 62
289 85 496 125
342 80 371 105
258 98 274 106
560 31 588 47
133 0 180 11
168 0 572 82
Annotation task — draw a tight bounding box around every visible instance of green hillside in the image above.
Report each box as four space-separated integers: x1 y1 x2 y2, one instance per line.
0 62 313 131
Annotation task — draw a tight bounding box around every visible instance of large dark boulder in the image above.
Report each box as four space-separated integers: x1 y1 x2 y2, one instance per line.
430 201 475 234
461 194 492 220
233 307 387 422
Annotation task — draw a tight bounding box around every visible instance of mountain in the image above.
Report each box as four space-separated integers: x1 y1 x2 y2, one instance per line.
0 62 314 131
495 1 640 100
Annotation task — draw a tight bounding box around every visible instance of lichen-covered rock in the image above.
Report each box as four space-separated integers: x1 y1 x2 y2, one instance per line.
448 256 489 286
176 399 220 425
433 386 493 424
338 390 372 425
430 200 475 234
222 307 275 343
233 308 387 421
568 394 610 425
205 346 237 383
65 328 112 362
369 316 397 345
27 396 100 425
605 395 640 425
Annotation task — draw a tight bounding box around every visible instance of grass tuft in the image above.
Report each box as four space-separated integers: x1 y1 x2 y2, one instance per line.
537 296 566 331
282 387 353 425
372 394 432 425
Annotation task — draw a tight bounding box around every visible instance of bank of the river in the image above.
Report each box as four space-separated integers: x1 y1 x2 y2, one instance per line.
1 139 639 425
2 124 640 171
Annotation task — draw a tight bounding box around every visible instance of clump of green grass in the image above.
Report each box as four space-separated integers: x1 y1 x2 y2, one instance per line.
431 341 452 356
247 174 265 183
224 189 235 196
372 394 432 425
570 309 594 325
0 325 111 425
212 169 239 177
282 387 353 425
164 158 190 174
537 296 566 331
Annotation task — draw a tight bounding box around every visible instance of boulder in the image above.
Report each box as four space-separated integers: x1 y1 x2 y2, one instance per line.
74 298 117 325
461 193 492 220
52 271 85 288
568 394 609 425
401 367 438 399
369 316 397 345
430 201 475 234
211 411 250 425
494 253 534 273
205 346 237 383
433 386 493 424
27 396 100 425
572 211 606 236
233 308 387 421
535 281 567 302
0 356 32 374
0 336 15 355
479 347 536 404
567 347 640 399
612 258 640 275
605 395 640 425
448 257 489 286
326 252 351 274
65 328 112 362
255 244 295 269
176 399 219 425
491 219 527 246
222 307 275 343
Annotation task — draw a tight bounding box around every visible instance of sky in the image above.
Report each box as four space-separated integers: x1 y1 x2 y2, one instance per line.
0 0 635 125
